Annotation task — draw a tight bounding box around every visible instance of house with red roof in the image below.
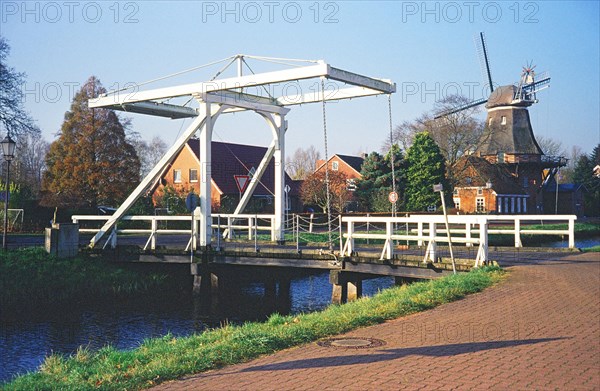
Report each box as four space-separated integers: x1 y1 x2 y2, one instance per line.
152 139 300 213
314 154 365 191
452 156 531 214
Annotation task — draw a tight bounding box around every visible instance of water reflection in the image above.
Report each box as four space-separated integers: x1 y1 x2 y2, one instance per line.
0 270 394 383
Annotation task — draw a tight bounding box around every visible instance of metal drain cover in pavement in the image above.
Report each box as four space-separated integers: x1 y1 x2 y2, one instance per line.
317 337 386 349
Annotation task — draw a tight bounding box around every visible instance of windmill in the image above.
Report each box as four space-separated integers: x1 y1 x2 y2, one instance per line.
436 32 565 213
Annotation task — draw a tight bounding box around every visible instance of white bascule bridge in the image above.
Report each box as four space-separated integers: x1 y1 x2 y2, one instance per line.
87 55 396 248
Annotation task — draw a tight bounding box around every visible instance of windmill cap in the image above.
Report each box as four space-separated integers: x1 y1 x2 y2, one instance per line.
486 85 517 108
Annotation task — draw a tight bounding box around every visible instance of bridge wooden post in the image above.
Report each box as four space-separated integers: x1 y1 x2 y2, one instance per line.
198 101 214 248
330 270 363 304
514 218 522 247
344 220 355 256
465 222 472 247
191 263 220 295
423 222 437 263
151 218 157 250
475 218 488 267
417 221 424 246
568 217 575 248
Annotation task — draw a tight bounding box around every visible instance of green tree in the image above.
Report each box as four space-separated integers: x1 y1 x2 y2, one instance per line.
405 132 447 211
356 145 406 212
41 76 140 209
573 144 600 216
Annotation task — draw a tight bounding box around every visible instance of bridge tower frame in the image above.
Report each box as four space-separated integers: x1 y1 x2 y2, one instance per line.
87 55 395 248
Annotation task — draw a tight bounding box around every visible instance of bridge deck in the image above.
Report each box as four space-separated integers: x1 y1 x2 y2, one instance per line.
99 234 509 280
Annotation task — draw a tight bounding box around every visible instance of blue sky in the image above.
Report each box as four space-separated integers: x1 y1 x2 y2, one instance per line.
2 1 599 156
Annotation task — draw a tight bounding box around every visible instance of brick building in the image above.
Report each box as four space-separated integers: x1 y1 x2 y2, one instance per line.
452 156 529 214
152 139 300 213
313 154 364 212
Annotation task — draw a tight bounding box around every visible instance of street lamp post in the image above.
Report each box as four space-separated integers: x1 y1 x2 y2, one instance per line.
2 134 16 250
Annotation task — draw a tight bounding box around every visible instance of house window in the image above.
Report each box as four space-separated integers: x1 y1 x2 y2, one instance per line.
189 169 198 182
453 188 459 195
523 176 529 188
173 169 182 183
332 161 339 171
501 116 507 125
477 187 483 195
466 177 472 185
346 178 356 191
476 197 485 213
454 198 460 210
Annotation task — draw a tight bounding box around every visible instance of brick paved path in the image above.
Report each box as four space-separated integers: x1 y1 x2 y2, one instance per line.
155 252 600 390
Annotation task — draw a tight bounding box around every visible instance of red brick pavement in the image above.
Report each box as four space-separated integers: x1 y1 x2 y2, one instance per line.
154 252 600 390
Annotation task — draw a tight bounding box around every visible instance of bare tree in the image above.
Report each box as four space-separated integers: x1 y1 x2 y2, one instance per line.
537 135 566 157
12 134 49 197
130 135 168 178
428 95 485 168
300 169 352 213
383 95 484 168
559 144 584 183
382 115 428 153
0 37 39 138
285 145 321 180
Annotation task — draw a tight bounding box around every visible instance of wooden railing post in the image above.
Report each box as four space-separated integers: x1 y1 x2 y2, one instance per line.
514 218 522 248
342 219 355 256
248 217 253 240
151 217 157 250
423 222 436 263
465 222 472 247
568 217 575 248
475 218 488 267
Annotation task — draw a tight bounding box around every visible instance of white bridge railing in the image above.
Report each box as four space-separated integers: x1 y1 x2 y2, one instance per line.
72 213 277 250
73 213 577 267
340 214 577 267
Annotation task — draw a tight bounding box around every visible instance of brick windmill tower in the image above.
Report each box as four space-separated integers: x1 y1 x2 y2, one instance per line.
436 33 566 214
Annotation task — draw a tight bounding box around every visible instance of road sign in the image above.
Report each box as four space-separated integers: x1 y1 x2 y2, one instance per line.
234 175 250 192
388 191 398 203
185 192 199 212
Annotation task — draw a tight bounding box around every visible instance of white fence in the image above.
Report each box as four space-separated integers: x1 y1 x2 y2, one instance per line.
73 213 577 267
340 214 577 267
72 213 277 250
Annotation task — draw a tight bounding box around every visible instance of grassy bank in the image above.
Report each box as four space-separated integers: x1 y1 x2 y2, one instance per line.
0 248 170 312
4 266 504 390
582 245 600 252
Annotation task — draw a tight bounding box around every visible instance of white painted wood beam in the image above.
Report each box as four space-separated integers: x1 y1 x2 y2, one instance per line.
89 63 329 108
88 111 213 248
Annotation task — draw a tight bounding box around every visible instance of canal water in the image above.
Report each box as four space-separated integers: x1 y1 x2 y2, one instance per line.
2 236 598 383
0 269 394 383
